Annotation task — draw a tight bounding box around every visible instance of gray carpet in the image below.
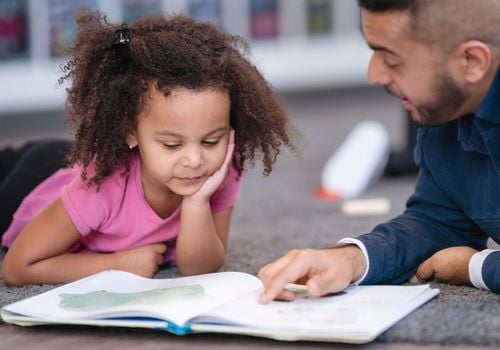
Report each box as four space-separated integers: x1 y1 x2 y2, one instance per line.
1 89 499 346
1 165 499 346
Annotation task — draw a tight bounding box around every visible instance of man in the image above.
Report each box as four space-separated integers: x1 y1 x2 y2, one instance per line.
259 0 500 302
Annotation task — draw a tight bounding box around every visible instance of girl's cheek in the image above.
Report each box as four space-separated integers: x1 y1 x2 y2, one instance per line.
209 150 226 172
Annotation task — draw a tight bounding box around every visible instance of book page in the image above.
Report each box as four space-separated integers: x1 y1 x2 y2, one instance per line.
2 270 262 327
196 284 437 337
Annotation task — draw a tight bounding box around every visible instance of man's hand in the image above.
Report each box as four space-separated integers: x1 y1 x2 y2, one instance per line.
258 245 367 303
412 246 478 285
113 243 166 278
185 129 235 203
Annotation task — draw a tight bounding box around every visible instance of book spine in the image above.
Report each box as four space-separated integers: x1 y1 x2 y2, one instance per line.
165 321 193 335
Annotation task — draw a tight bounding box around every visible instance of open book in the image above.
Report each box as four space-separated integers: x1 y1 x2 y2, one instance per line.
1 270 439 344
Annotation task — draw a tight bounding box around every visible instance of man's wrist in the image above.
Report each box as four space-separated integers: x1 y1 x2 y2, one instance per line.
343 245 367 282
334 238 370 285
469 249 495 291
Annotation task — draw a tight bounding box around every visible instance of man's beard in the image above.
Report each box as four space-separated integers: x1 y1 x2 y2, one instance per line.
386 70 469 126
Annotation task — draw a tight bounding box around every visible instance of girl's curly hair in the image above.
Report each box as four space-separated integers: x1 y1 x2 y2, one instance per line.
62 10 296 187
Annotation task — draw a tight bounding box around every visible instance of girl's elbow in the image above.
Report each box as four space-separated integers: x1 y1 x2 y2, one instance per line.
2 265 24 287
178 256 225 276
1 254 33 286
2 273 25 287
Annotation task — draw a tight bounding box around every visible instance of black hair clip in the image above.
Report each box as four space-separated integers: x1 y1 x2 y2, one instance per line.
115 28 131 46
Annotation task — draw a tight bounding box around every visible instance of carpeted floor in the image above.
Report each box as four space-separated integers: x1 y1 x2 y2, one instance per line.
1 88 499 346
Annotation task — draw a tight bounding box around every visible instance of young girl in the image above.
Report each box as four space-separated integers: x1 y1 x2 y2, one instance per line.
1 11 294 286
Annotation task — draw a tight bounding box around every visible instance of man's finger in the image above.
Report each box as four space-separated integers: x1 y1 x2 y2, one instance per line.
409 275 420 283
414 258 435 282
258 250 300 285
307 267 349 297
271 289 297 302
259 252 313 304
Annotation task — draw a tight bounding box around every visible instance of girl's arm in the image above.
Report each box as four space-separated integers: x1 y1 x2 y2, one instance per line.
2 198 165 286
176 201 233 275
175 130 235 275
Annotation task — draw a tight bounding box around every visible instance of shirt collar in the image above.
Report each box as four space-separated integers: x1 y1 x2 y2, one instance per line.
457 69 500 173
475 69 500 123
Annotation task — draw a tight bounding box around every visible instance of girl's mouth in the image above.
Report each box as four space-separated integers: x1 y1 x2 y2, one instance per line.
177 176 204 185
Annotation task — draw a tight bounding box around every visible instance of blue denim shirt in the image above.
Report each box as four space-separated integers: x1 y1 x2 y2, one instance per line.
357 69 500 293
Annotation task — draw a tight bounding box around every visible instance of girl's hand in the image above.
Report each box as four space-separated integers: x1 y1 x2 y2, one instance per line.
113 243 166 278
186 129 235 203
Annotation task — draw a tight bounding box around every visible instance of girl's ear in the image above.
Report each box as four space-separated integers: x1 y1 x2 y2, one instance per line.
452 40 492 84
126 132 138 149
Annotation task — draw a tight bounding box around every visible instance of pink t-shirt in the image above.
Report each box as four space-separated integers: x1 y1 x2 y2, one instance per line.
2 154 242 264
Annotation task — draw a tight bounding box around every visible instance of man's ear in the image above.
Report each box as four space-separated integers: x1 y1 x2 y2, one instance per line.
452 40 492 84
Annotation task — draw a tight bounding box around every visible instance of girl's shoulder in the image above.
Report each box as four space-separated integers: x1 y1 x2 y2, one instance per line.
65 154 141 210
61 155 142 233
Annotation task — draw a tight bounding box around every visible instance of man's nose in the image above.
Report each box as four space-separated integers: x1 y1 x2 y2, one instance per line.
367 52 391 86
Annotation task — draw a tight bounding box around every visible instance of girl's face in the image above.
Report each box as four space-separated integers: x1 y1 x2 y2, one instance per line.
128 87 231 198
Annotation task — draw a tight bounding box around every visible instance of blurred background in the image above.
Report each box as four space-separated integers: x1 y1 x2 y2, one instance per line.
0 0 416 184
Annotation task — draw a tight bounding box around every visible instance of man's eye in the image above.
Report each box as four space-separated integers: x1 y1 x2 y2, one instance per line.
384 60 400 68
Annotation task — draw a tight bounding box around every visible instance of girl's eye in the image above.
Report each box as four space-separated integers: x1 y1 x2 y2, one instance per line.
163 143 181 149
203 140 219 146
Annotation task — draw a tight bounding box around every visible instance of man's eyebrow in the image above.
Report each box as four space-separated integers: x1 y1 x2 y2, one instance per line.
360 23 400 57
367 43 399 56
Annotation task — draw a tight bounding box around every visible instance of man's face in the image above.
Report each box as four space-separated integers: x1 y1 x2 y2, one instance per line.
361 9 469 126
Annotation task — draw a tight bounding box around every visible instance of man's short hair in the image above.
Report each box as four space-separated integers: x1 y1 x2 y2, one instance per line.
357 0 500 52
357 0 415 12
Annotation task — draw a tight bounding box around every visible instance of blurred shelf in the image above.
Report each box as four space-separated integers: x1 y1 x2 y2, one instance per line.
251 33 371 92
0 33 371 115
0 0 370 116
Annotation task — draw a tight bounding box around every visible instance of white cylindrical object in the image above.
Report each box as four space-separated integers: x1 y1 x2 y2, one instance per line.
321 120 390 199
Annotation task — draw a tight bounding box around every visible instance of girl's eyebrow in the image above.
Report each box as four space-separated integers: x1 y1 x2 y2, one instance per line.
204 126 228 137
155 126 228 138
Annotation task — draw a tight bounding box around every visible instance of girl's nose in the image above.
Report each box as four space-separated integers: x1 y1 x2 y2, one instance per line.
181 148 204 168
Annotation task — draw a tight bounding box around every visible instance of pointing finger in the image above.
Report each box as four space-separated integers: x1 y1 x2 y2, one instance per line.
259 252 313 304
258 250 300 285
